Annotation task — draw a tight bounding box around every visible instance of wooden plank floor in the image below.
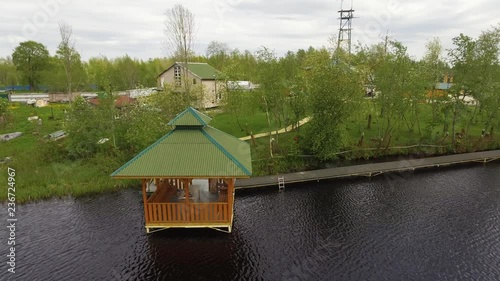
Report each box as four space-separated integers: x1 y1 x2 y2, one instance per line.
235 150 500 189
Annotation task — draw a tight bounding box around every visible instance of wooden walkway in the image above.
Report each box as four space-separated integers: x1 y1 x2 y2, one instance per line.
235 150 500 189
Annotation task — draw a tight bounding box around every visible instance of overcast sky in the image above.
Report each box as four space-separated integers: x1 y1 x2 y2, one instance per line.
2 0 499 61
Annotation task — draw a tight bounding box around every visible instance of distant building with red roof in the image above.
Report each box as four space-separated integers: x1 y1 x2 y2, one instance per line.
87 95 136 108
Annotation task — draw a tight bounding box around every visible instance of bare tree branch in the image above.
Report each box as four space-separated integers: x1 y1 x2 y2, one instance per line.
164 4 195 63
164 4 196 96
56 21 82 96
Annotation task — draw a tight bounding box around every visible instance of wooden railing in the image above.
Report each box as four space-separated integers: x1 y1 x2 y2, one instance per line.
146 203 230 224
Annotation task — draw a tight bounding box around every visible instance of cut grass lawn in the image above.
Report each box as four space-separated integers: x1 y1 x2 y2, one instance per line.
209 110 271 138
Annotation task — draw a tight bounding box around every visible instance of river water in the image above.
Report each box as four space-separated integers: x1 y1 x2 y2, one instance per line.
1 163 500 280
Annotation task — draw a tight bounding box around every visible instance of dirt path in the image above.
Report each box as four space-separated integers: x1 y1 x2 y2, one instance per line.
239 117 311 141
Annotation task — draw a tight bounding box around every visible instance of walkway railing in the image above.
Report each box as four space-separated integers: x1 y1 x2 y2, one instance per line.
145 202 229 224
236 150 500 189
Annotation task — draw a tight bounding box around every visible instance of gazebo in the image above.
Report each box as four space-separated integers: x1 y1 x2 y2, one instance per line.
111 107 252 233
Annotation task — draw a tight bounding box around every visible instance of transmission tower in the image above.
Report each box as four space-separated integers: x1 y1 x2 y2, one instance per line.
337 0 355 54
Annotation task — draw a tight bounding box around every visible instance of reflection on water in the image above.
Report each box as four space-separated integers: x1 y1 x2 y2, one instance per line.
1 163 499 280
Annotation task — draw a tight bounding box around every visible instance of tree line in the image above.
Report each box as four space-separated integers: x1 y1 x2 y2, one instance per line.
0 41 263 94
1 41 170 92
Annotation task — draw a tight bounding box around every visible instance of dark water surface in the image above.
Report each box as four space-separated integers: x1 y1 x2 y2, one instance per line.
1 163 500 280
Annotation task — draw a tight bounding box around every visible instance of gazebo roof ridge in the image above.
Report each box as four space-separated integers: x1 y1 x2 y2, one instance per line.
200 128 251 176
167 107 212 127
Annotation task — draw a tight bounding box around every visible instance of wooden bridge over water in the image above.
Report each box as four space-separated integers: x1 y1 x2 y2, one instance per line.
235 150 500 189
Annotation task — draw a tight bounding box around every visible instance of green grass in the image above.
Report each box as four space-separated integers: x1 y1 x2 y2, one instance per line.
0 104 134 203
209 111 270 138
0 105 281 203
0 156 135 203
247 123 312 176
344 100 492 148
241 100 499 175
0 103 69 157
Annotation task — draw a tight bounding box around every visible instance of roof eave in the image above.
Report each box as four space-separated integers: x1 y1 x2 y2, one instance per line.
158 62 219 80
111 175 251 179
157 62 176 78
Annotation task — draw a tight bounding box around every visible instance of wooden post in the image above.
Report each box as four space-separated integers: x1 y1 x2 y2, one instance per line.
227 178 234 223
142 179 149 224
184 179 190 203
183 179 190 222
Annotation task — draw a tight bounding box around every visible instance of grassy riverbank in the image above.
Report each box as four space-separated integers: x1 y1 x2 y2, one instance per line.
1 101 499 203
0 104 275 203
0 104 131 203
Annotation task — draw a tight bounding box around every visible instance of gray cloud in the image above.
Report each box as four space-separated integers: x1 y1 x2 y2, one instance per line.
1 0 499 61
235 0 334 16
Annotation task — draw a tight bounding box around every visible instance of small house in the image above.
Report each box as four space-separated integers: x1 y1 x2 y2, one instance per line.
158 62 224 108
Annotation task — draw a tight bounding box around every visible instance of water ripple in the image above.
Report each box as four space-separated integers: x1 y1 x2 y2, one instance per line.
0 163 499 280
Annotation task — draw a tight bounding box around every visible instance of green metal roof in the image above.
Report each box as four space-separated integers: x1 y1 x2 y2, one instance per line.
111 108 251 178
167 107 212 127
183 63 218 80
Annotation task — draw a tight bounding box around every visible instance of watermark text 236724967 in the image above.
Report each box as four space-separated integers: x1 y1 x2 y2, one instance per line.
7 167 16 274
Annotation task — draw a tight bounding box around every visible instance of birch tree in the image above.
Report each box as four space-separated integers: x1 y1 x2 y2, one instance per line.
449 29 500 142
304 48 362 160
255 47 286 156
421 38 449 138
474 28 500 137
448 34 477 144
373 41 414 144
164 4 196 95
56 21 83 96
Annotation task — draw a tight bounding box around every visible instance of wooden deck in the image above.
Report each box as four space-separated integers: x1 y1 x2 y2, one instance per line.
144 202 233 233
235 150 500 189
146 203 230 223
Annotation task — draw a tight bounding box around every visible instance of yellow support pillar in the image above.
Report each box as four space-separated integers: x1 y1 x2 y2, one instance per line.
141 179 149 232
227 178 235 231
